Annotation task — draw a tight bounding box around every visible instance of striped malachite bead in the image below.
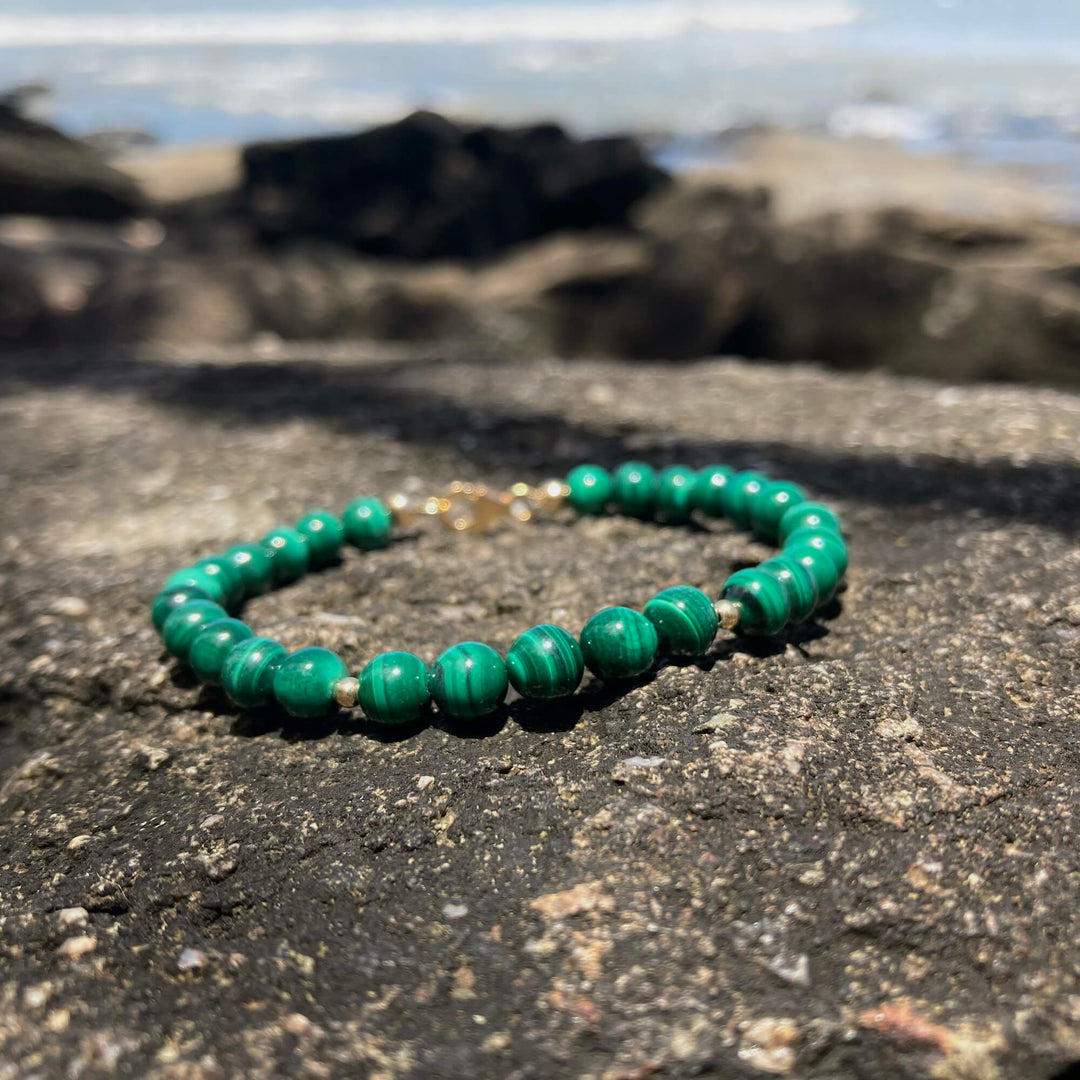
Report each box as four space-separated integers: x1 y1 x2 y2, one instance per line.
162 565 229 608
643 585 718 658
428 642 508 720
273 647 349 719
565 465 613 516
296 509 345 567
784 543 840 606
224 542 276 597
720 470 768 528
152 584 213 634
358 651 431 725
343 496 393 551
162 599 229 661
778 501 843 544
692 465 734 517
655 465 696 524
751 480 807 542
722 568 791 636
579 606 658 679
758 555 818 625
261 527 310 583
188 618 254 684
506 624 584 700
221 637 288 708
194 555 245 608
784 526 848 578
612 462 658 519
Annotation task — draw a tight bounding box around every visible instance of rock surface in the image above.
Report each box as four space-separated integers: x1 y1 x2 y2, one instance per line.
240 110 669 257
0 103 144 222
2 346 1080 1078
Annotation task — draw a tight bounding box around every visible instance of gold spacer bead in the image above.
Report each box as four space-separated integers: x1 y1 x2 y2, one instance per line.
714 598 742 632
333 676 360 709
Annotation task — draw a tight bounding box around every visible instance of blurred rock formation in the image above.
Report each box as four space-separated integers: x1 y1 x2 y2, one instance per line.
2 110 1080 385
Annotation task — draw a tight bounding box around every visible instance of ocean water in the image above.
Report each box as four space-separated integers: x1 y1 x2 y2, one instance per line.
3 0 1080 199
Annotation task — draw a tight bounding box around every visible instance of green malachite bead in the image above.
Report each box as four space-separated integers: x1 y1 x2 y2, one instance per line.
784 543 840 606
579 606 658 679
188 618 254 684
428 642 508 720
692 465 735 517
194 555 245 607
342 497 393 551
751 481 807 542
152 585 212 635
296 509 344 567
224 543 275 597
506 624 584 700
162 599 228 661
720 470 768 528
655 465 696 524
784 526 849 578
358 651 431 724
262 527 310 583
722 568 791 636
643 585 718 658
273 647 349 719
759 555 819 625
162 566 229 607
778 501 843 544
221 637 288 708
566 465 613 515
612 462 658 518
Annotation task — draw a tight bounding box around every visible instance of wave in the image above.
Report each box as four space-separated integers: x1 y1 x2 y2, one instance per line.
0 2 861 48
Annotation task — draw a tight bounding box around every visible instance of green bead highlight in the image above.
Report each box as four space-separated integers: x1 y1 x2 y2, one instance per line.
778 501 844 543
579 606 658 680
751 481 807 542
296 509 344 567
262 527 310 583
506 624 584 700
784 543 840 607
273 647 349 719
358 652 431 725
429 642 508 720
655 465 696 524
643 585 718 658
566 465 613 515
342 497 393 551
162 566 229 607
722 470 769 529
221 637 288 708
162 599 228 661
759 555 819 625
225 542 276 597
152 585 212 635
692 465 735 517
612 462 658 518
784 526 849 578
188 618 254 684
722 568 791 637
194 555 245 607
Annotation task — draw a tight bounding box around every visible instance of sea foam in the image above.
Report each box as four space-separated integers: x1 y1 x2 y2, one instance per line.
0 2 861 48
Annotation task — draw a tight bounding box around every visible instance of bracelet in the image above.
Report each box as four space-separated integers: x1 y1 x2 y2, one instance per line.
150 463 848 725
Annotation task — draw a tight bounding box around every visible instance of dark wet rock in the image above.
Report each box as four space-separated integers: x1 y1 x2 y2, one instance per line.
240 109 669 257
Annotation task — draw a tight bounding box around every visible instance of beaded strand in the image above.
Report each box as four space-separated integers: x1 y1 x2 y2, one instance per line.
151 464 848 724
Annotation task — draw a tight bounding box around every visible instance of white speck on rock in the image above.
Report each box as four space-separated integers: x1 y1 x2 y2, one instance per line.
67 835 93 850
177 947 208 973
52 596 89 618
418 775 435 790
58 935 97 961
58 907 89 931
442 902 469 920
768 951 811 987
199 814 224 830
